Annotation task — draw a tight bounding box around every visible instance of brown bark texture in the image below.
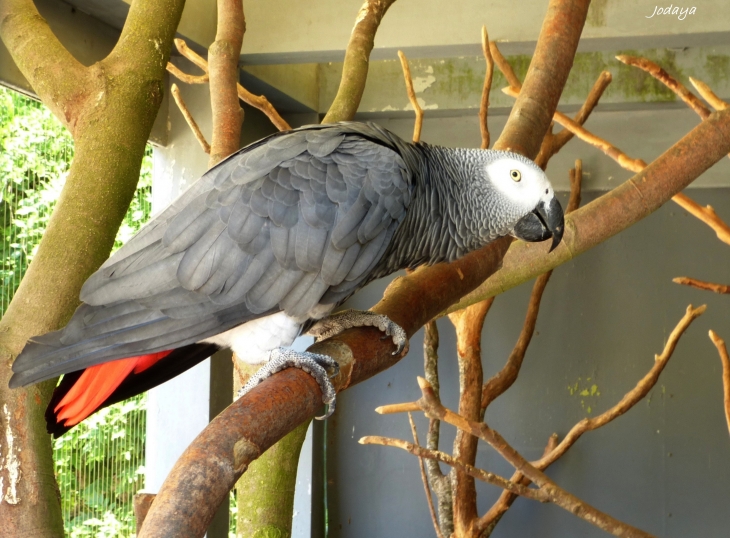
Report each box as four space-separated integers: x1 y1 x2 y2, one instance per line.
321 0 398 124
208 0 245 167
0 0 186 535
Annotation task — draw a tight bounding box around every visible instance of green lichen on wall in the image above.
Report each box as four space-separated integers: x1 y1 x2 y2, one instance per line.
704 54 730 87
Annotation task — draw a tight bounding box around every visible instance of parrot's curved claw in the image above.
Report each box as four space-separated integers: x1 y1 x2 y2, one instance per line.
307 310 409 356
236 348 339 420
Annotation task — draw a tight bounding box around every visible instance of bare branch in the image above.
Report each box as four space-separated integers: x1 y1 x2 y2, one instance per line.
673 277 730 294
376 402 421 414
322 0 398 123
534 304 705 468
545 71 612 163
616 55 710 119
397 51 423 143
174 38 209 72
417 378 657 538
166 62 209 84
0 0 90 133
478 304 705 531
480 26 494 149
709 330 730 437
172 38 291 132
408 413 445 538
447 299 493 533
493 0 590 156
482 272 552 410
207 0 245 166
670 194 730 245
489 41 521 92
359 436 550 503
170 84 211 154
689 77 729 111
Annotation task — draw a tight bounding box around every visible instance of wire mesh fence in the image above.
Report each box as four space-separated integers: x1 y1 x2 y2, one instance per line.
1 85 152 537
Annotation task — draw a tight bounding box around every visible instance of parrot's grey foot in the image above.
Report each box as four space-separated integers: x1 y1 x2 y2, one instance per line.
236 348 339 419
307 310 408 356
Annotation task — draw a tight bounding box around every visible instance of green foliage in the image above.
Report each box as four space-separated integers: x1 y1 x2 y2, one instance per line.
0 86 153 537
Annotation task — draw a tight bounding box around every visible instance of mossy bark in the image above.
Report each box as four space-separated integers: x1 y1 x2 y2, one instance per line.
0 0 186 534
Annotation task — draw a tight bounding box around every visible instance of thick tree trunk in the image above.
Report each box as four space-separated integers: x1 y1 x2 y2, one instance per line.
0 0 186 534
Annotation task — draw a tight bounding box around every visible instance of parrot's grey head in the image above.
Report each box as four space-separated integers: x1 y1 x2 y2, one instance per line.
483 152 564 252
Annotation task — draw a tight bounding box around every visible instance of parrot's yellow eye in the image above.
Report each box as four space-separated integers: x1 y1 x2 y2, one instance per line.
510 169 521 182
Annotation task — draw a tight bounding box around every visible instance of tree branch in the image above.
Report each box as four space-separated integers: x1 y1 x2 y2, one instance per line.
416 378 656 538
673 277 730 294
536 71 612 168
167 62 209 84
171 83 211 154
615 55 710 119
407 413 445 538
359 436 551 503
447 299 492 534
493 0 590 155
690 77 729 111
208 0 245 166
398 50 423 143
321 0 398 124
708 330 730 437
479 304 705 531
0 0 89 133
480 26 494 149
172 38 291 132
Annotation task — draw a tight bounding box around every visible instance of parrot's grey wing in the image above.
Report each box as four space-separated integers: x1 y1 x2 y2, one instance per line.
11 123 413 387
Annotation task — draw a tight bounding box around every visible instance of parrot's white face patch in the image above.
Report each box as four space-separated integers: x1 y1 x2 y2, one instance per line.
484 156 553 213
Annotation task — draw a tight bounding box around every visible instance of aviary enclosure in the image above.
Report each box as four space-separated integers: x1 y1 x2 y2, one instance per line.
1 0 729 537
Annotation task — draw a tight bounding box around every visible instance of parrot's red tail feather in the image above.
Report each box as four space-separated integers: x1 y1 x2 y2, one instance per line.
54 351 173 427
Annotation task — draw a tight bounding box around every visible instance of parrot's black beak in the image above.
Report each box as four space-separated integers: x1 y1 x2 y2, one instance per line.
512 197 565 252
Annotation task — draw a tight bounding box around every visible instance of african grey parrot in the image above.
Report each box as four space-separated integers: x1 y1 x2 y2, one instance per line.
9 121 564 435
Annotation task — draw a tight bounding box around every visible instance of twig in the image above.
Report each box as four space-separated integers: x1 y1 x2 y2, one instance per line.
549 71 612 157
670 194 730 245
416 378 657 538
478 434 558 534
170 83 211 154
322 0 398 123
408 413 445 538
173 37 291 132
489 41 521 91
689 77 729 111
532 304 705 468
421 320 453 534
174 38 208 72
397 51 423 143
673 277 730 294
359 436 550 503
482 272 552 410
166 62 209 84
616 55 710 119
480 26 494 149
376 402 421 414
708 330 730 437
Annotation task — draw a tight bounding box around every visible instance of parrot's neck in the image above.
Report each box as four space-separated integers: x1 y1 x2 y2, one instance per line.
369 144 498 280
